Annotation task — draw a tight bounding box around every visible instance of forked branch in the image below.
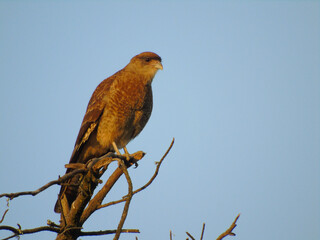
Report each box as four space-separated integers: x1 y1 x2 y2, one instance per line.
97 138 175 210
171 214 240 240
216 214 240 240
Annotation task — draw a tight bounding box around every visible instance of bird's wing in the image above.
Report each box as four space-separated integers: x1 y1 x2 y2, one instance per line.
69 76 115 164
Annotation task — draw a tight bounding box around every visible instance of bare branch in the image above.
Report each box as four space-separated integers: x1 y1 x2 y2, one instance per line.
79 228 139 236
186 232 196 240
113 159 133 240
0 225 139 239
80 151 145 224
0 199 10 224
0 224 60 239
47 220 61 228
0 209 8 224
98 138 175 209
216 214 240 240
0 169 87 200
200 223 205 240
132 138 174 194
1 140 175 240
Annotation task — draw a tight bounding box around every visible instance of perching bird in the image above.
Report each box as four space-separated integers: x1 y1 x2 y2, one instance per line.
54 52 163 213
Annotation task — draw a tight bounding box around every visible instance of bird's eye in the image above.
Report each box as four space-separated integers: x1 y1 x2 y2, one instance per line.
145 58 151 62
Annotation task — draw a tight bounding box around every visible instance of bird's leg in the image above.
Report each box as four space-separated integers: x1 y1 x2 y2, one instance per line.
112 142 125 168
112 142 138 167
112 142 121 155
124 146 138 168
123 146 130 161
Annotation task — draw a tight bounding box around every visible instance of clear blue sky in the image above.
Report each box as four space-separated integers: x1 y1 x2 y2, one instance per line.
0 1 319 240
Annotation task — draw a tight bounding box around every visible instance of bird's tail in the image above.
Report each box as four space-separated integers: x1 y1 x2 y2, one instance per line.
54 173 82 213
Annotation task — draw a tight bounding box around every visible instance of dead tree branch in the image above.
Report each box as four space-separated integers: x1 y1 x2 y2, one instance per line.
79 228 139 236
186 232 196 240
200 223 205 240
216 214 240 240
79 151 145 224
173 215 239 240
113 158 133 240
184 223 205 240
0 225 60 240
55 151 146 240
97 138 175 210
55 138 174 239
0 209 9 225
0 169 87 200
0 137 242 240
0 224 139 240
0 138 242 240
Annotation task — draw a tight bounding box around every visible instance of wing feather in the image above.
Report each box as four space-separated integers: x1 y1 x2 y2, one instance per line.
69 75 115 164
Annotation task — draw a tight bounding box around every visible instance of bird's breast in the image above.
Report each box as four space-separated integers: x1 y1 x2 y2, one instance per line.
96 77 153 150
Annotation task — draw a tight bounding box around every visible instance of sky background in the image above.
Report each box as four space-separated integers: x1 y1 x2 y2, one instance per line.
0 1 319 240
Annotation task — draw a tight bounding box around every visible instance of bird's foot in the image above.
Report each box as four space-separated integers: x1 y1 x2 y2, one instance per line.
130 158 139 168
123 146 138 167
121 153 138 168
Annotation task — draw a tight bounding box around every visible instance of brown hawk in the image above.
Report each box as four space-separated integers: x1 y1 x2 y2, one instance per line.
54 52 163 213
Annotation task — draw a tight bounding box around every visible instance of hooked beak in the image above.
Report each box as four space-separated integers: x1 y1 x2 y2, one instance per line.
154 61 163 70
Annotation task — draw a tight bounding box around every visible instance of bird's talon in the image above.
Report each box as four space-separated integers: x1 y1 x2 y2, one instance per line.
129 158 139 168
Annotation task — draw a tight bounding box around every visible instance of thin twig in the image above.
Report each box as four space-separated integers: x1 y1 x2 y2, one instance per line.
186 232 196 240
1 234 15 240
0 225 60 235
0 199 10 224
79 228 139 236
200 223 205 240
98 138 175 209
47 220 60 228
0 225 139 239
0 209 9 224
0 169 87 199
113 159 133 240
216 214 240 240
132 138 174 193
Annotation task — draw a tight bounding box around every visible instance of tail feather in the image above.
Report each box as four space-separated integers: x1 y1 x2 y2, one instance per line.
54 174 81 213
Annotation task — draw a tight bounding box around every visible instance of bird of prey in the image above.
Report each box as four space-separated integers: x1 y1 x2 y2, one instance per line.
54 52 163 213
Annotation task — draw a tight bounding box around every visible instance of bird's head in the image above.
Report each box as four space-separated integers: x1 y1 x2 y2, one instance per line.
127 52 163 81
